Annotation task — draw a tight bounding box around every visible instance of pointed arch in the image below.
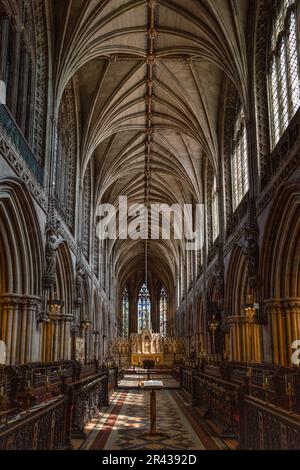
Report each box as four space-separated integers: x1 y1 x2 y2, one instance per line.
0 178 43 295
159 285 168 337
0 178 43 364
261 180 300 299
225 245 262 363
137 283 151 333
260 180 300 366
41 241 75 363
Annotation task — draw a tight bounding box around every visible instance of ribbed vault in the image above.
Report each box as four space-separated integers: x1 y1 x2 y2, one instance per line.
52 0 250 304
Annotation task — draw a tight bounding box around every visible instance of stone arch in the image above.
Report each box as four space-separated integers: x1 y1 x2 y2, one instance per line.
41 241 74 362
0 178 43 364
225 246 248 318
260 181 300 366
261 181 300 300
225 245 262 363
55 241 74 315
252 0 272 185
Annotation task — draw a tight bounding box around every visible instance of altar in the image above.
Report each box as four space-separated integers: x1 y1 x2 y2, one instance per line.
131 353 163 366
112 328 184 366
130 328 164 366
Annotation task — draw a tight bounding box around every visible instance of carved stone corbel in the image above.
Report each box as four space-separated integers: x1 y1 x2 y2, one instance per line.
213 243 225 311
243 199 260 288
43 197 61 289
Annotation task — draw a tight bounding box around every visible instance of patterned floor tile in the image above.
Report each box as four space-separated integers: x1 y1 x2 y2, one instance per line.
79 375 237 451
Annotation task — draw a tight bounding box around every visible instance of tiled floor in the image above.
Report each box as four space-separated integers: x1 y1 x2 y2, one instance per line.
75 374 237 451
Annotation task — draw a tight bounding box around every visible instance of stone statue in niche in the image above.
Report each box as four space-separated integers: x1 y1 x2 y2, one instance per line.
144 336 151 353
45 233 59 276
214 253 225 308
75 268 84 306
129 329 164 355
43 232 60 288
244 231 259 286
131 335 137 353
244 198 260 290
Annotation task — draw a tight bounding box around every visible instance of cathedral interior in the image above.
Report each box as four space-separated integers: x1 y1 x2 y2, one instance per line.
0 0 300 453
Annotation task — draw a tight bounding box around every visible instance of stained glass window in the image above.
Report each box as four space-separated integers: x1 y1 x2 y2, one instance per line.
137 284 151 332
231 108 249 211
160 287 168 336
122 287 129 338
269 0 300 148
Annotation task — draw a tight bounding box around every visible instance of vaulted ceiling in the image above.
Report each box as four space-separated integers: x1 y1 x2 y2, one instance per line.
52 0 250 295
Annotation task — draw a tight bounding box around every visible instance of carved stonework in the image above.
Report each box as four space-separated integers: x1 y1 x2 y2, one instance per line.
32 0 48 164
75 266 84 307
223 79 239 234
0 133 47 209
243 199 259 290
93 225 100 279
258 110 300 213
43 231 60 289
130 328 163 354
82 163 91 260
207 160 213 252
70 318 79 336
43 197 62 288
55 81 77 232
213 245 225 310
46 196 61 234
255 0 271 184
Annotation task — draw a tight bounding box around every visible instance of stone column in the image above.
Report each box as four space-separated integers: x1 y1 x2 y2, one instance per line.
0 294 41 364
283 299 300 366
64 318 72 360
265 300 283 366
264 299 300 366
25 301 33 363
10 302 19 364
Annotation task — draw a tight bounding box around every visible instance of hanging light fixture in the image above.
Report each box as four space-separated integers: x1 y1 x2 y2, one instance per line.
144 239 151 330
145 239 148 289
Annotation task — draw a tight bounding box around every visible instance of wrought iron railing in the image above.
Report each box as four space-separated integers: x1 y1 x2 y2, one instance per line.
178 362 300 447
0 396 68 450
0 361 117 449
240 396 300 450
0 105 44 185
